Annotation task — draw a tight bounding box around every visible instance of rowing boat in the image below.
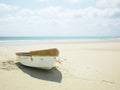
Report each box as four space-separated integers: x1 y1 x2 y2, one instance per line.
16 48 59 70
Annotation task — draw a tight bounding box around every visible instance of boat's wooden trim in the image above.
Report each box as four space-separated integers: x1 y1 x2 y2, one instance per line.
30 48 59 56
16 48 59 56
16 52 30 56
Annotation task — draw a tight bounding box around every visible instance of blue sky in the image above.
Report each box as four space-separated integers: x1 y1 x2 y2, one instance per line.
0 0 120 37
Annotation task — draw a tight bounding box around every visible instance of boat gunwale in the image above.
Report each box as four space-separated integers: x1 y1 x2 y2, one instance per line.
16 48 59 56
16 52 58 56
16 52 31 56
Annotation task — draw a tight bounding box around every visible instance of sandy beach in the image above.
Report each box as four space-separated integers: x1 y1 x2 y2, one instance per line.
0 40 120 90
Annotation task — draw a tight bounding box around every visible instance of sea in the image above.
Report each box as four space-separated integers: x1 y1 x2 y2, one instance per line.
0 36 119 41
0 36 119 46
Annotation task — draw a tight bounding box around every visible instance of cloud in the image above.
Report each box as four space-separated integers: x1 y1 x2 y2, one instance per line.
0 3 18 11
0 1 120 36
96 0 120 8
36 0 50 2
37 0 91 4
63 0 84 3
97 8 120 18
15 9 34 16
0 6 120 27
60 7 120 19
0 5 120 36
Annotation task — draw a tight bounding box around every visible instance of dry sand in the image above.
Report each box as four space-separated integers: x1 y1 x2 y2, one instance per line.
0 40 120 90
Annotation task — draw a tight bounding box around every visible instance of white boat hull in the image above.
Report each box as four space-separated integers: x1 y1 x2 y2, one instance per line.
17 55 56 70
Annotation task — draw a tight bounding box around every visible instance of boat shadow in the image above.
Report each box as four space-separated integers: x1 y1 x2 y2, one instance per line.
16 62 62 83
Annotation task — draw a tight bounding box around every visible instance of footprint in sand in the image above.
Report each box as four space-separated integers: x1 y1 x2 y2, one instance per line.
0 60 19 70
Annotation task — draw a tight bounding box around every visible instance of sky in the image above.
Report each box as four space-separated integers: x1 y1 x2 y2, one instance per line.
0 0 120 37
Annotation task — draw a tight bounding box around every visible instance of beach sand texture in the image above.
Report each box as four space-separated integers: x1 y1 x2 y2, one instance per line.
0 40 120 90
